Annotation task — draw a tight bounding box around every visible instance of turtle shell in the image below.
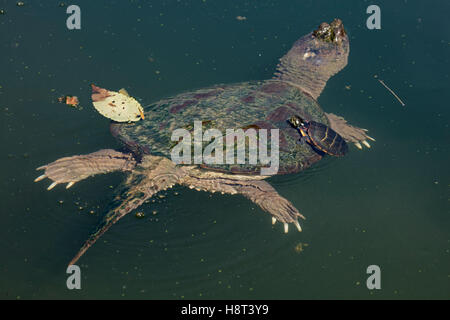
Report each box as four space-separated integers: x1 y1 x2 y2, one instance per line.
111 80 330 175
307 121 348 156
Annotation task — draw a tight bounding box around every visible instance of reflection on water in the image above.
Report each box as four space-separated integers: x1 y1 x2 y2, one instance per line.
0 0 449 299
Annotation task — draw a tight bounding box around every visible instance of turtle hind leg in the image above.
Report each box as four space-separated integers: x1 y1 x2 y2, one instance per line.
325 113 375 150
34 149 137 190
68 155 187 266
182 173 304 233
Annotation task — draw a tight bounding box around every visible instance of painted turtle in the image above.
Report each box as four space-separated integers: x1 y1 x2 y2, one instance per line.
288 115 348 156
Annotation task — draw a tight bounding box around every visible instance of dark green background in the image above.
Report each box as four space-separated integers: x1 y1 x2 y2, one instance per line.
0 0 448 299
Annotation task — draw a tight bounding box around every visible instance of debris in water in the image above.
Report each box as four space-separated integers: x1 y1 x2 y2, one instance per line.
66 96 79 107
378 79 406 107
58 95 80 108
135 211 145 219
294 242 309 253
91 84 145 122
236 16 247 21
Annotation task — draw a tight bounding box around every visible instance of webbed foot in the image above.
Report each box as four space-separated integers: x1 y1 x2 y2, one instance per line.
325 113 375 149
34 149 136 190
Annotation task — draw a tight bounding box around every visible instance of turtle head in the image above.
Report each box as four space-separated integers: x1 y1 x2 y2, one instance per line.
288 115 306 129
275 19 349 100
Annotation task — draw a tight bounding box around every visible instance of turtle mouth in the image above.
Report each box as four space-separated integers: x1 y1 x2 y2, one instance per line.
313 18 347 45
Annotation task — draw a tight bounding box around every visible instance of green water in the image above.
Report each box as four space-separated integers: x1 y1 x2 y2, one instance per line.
0 0 448 299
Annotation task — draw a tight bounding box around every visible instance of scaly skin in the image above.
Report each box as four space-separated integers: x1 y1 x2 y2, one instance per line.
325 113 375 149
56 153 304 265
35 149 136 190
181 169 304 226
274 18 349 100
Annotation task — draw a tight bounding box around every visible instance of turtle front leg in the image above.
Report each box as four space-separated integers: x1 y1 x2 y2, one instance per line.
182 174 304 233
325 113 375 149
34 149 137 190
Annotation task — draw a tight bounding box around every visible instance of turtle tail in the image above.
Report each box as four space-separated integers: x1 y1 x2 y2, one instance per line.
68 155 187 266
68 187 149 266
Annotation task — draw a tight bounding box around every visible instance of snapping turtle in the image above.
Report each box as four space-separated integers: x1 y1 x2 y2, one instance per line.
35 19 374 265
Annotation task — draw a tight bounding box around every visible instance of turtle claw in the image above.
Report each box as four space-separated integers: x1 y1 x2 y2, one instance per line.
47 182 58 190
366 135 376 142
354 142 363 149
274 218 302 233
66 182 75 189
362 140 371 148
36 165 47 171
294 220 302 232
34 174 47 182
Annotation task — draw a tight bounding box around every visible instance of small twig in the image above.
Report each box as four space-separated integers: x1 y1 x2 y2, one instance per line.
378 80 406 107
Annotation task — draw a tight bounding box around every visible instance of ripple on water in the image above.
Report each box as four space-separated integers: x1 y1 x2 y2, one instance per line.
269 155 338 188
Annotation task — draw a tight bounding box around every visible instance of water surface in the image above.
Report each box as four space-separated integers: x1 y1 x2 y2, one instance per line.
0 0 448 299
